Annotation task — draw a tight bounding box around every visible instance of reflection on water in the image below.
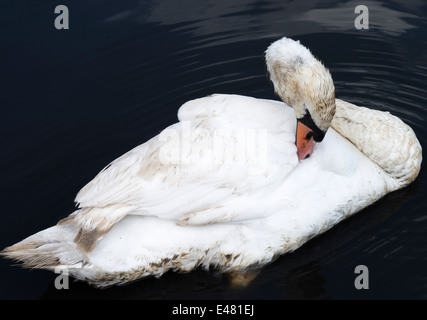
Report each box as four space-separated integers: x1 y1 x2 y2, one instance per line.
1 0 427 299
105 0 423 38
297 0 419 36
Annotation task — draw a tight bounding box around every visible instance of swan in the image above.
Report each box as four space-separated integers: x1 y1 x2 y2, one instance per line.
1 37 422 288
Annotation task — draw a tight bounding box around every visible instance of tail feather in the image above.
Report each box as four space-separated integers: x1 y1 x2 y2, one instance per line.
1 224 84 270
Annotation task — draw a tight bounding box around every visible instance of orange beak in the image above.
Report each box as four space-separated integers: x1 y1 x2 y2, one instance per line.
296 121 315 161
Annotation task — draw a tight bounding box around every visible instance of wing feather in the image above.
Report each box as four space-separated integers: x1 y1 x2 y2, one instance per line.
61 95 298 252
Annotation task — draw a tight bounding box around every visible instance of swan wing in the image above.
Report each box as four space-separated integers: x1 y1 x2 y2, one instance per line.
62 94 298 251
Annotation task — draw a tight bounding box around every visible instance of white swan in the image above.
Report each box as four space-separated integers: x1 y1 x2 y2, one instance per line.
2 37 422 287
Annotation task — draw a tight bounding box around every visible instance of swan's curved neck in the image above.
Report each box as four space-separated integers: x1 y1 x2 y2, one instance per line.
331 99 422 190
265 38 336 133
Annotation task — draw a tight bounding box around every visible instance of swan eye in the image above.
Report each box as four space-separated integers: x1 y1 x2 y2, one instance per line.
305 132 313 140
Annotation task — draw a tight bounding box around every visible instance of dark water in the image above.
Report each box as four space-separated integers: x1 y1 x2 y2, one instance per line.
1 0 426 300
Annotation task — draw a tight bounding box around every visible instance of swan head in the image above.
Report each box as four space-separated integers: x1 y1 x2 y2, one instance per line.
265 37 336 160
